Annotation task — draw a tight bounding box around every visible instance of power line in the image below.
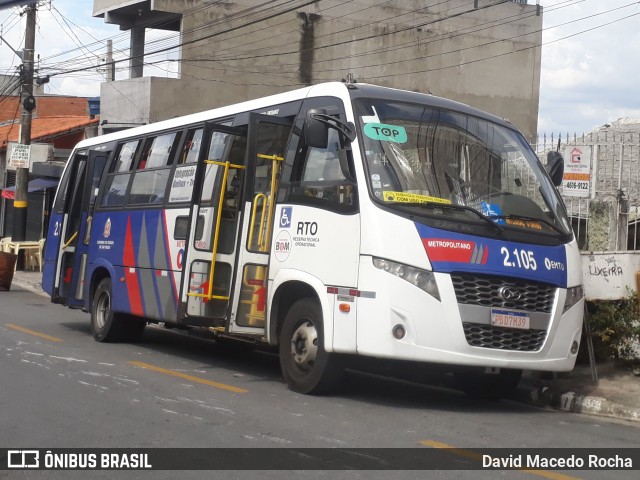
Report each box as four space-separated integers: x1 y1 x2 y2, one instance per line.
38 0 438 81
360 8 640 81
39 0 308 73
43 0 317 78
307 0 632 77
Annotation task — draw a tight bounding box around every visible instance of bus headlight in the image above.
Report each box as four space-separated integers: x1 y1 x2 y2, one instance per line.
563 285 584 313
373 257 440 301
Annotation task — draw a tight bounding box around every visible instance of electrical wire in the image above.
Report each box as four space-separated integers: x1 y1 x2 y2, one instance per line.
307 0 634 76
6 0 636 98
359 9 640 81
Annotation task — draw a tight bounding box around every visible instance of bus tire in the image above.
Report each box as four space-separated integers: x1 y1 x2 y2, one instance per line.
121 316 146 342
455 368 522 401
91 277 128 342
279 298 343 395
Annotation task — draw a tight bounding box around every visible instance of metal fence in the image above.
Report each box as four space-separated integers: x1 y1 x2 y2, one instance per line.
532 127 640 251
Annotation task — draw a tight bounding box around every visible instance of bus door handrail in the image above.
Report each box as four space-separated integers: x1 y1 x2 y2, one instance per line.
62 231 79 249
251 153 284 253
187 159 245 302
240 153 284 325
248 193 268 252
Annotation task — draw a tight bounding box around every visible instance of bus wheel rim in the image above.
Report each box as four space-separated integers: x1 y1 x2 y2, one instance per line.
290 320 318 372
96 291 110 329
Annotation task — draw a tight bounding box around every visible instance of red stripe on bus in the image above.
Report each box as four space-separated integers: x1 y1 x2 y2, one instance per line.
123 216 144 316
163 211 179 303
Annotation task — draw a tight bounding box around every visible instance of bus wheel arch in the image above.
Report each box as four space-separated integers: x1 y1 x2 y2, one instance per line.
89 267 111 308
269 280 318 347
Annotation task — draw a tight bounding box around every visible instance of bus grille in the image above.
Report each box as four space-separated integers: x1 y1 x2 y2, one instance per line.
462 323 547 351
450 273 556 313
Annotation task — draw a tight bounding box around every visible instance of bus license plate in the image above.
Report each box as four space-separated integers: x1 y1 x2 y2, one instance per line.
490 309 530 330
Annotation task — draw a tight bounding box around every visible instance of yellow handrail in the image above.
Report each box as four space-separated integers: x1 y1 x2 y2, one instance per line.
205 159 245 170
63 231 78 249
253 153 284 253
187 158 245 301
205 161 232 300
248 193 267 251
264 154 283 252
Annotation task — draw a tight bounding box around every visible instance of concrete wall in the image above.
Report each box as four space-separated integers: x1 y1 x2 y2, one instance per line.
99 76 220 127
582 252 640 300
96 0 542 139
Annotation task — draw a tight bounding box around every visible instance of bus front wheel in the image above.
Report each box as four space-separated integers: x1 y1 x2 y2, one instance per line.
279 298 343 394
91 278 145 342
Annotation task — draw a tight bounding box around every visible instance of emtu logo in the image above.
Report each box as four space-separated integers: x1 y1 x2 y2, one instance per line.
7 450 39 468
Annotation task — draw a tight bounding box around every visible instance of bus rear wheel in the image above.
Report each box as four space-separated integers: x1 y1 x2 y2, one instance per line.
279 298 343 394
91 278 145 342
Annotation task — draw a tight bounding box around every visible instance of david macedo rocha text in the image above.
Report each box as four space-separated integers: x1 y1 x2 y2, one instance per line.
483 454 632 469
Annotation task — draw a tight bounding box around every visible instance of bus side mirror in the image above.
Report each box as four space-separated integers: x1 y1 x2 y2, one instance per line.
545 151 564 187
304 109 329 148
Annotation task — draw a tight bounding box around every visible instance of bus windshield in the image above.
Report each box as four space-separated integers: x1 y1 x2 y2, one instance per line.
355 99 572 237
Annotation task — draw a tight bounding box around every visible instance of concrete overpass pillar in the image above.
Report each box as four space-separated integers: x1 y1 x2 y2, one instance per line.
130 26 145 78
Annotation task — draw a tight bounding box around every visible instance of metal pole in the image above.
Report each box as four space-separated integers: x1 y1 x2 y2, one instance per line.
12 4 37 243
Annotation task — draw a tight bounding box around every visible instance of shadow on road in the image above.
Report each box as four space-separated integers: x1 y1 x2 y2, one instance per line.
57 319 541 415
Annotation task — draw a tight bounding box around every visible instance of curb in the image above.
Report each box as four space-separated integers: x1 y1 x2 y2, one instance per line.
570 394 640 422
524 385 640 423
10 277 47 297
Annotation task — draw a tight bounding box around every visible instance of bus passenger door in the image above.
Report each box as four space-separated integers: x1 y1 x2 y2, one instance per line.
180 123 247 326
43 149 109 305
228 114 293 335
65 150 109 307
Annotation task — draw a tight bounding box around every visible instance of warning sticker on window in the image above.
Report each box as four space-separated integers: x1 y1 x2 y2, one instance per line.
383 191 451 205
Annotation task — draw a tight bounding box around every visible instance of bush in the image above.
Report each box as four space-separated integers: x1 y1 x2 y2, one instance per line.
581 291 640 362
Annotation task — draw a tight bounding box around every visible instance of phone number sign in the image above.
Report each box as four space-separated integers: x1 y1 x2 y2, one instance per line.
562 145 591 198
8 143 31 170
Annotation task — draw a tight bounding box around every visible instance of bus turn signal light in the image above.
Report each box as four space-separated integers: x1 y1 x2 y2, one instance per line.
339 303 350 313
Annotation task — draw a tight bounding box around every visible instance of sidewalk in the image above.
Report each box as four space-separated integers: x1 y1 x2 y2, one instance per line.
6 269 640 423
517 363 640 422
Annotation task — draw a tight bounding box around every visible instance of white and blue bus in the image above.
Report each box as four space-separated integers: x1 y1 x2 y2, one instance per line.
42 82 584 397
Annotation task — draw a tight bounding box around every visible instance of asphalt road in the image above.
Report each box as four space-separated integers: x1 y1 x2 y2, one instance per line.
1 286 639 480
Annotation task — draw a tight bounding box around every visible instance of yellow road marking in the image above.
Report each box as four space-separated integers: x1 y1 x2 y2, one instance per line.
419 440 582 480
6 323 63 343
128 361 248 393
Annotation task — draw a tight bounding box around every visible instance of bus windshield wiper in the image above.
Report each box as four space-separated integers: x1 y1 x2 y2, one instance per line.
395 201 505 233
489 214 564 235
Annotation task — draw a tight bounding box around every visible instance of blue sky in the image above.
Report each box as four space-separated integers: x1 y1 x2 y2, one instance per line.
1 0 639 137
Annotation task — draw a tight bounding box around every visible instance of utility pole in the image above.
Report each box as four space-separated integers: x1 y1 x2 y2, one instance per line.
106 39 115 82
12 3 37 242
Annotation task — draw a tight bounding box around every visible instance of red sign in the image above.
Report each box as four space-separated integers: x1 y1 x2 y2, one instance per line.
422 238 488 264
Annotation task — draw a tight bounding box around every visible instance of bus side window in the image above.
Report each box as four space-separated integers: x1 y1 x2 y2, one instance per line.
138 132 180 170
129 132 182 205
179 128 204 164
295 118 356 210
101 140 140 207
302 129 345 183
114 140 138 172
199 130 231 205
